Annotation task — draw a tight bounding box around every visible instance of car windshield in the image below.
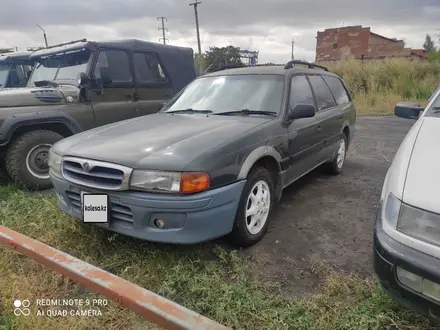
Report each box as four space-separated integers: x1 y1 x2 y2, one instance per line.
426 86 440 117
0 63 10 87
27 49 91 87
161 74 285 115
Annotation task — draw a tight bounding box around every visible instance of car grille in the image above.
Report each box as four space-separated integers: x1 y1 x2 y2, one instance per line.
62 157 132 190
66 190 134 223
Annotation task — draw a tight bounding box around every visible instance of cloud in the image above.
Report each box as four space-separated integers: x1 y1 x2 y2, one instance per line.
0 0 438 63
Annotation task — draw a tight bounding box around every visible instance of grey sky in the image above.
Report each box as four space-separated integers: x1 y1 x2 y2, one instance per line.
0 0 438 63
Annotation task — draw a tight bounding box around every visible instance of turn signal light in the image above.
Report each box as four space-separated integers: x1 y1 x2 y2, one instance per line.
180 172 210 194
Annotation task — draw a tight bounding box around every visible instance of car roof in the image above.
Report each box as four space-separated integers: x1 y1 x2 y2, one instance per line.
30 38 193 59
202 65 341 79
0 51 33 63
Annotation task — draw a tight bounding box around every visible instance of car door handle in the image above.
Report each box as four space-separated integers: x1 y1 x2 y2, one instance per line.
316 125 322 131
124 93 139 101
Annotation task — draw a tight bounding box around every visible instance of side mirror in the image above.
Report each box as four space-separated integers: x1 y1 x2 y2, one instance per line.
288 104 316 120
394 102 424 120
77 72 90 87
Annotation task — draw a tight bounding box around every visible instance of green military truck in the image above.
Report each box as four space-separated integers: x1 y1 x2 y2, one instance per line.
0 39 197 190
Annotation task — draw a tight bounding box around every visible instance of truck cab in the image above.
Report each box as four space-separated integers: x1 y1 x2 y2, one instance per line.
0 38 197 190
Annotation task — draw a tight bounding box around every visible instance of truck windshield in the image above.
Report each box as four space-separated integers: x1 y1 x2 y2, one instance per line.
161 74 285 115
0 63 10 87
27 49 91 87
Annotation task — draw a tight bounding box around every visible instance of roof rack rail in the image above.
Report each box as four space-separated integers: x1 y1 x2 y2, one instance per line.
43 38 88 50
284 60 329 71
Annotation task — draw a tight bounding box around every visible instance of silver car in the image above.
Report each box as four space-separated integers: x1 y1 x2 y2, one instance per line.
373 86 440 322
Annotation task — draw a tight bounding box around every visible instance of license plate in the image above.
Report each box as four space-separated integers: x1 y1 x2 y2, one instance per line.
81 192 109 223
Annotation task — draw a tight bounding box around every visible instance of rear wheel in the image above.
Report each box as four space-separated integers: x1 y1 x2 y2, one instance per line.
229 166 274 248
324 133 347 175
5 130 64 190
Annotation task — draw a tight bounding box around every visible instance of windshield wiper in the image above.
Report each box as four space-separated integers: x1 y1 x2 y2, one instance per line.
167 108 213 114
34 80 59 87
432 106 440 113
214 109 278 117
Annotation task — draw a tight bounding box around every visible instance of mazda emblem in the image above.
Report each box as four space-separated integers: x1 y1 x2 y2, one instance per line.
82 162 91 171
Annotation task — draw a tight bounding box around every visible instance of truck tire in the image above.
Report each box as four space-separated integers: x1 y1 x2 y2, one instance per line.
5 130 64 190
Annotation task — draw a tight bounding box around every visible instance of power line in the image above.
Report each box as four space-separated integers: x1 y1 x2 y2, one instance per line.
157 17 169 45
189 1 203 74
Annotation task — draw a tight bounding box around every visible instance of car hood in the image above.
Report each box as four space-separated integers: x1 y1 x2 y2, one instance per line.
403 117 440 213
0 85 78 107
55 113 272 170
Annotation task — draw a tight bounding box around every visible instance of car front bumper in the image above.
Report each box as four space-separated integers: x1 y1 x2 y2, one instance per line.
373 204 440 322
51 173 246 244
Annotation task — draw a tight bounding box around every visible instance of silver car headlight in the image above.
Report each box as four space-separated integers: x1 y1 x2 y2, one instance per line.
48 149 62 176
397 203 440 248
129 170 210 194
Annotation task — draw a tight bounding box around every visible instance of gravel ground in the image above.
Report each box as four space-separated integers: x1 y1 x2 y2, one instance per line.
245 116 415 296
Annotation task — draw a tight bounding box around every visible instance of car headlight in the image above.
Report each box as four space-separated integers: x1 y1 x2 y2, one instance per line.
382 192 402 229
397 203 440 248
48 149 62 176
129 170 210 194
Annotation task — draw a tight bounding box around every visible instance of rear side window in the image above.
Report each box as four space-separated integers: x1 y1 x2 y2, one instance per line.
322 76 350 105
94 50 132 83
289 75 315 109
308 75 337 111
133 52 167 83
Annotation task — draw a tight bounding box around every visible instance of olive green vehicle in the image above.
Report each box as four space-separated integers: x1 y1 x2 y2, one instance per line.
0 39 197 190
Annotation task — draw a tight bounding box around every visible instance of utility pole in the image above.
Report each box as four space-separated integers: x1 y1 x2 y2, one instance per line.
189 1 203 75
157 17 169 45
36 24 48 48
291 40 294 60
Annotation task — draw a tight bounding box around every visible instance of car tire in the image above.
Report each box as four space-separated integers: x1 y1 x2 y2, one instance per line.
324 133 347 175
229 166 275 248
5 130 64 190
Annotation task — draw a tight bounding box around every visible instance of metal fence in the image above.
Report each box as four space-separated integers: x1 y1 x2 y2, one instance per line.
0 225 232 330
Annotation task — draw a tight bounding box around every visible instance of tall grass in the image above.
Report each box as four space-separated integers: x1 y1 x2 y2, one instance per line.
323 58 440 115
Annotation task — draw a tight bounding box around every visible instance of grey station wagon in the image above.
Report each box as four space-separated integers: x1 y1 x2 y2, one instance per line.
48 60 356 247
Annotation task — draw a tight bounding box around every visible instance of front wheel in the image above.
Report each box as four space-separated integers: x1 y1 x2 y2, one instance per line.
5 130 64 190
229 166 275 248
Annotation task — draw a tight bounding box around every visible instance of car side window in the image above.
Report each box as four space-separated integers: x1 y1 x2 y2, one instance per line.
133 52 168 83
93 49 132 83
308 75 337 111
322 76 350 105
289 75 315 109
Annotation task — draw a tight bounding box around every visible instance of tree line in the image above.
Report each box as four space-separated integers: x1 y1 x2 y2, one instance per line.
423 34 440 61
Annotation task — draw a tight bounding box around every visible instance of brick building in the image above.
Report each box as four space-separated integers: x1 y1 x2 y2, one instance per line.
315 25 427 62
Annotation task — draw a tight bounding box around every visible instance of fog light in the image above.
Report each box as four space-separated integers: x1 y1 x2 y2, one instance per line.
396 267 422 292
423 279 440 302
154 219 165 228
397 267 440 303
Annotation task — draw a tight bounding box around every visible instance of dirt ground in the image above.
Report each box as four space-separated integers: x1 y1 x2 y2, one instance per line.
243 116 415 297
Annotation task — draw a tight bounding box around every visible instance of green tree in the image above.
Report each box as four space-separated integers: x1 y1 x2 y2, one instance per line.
423 34 436 52
203 45 244 72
